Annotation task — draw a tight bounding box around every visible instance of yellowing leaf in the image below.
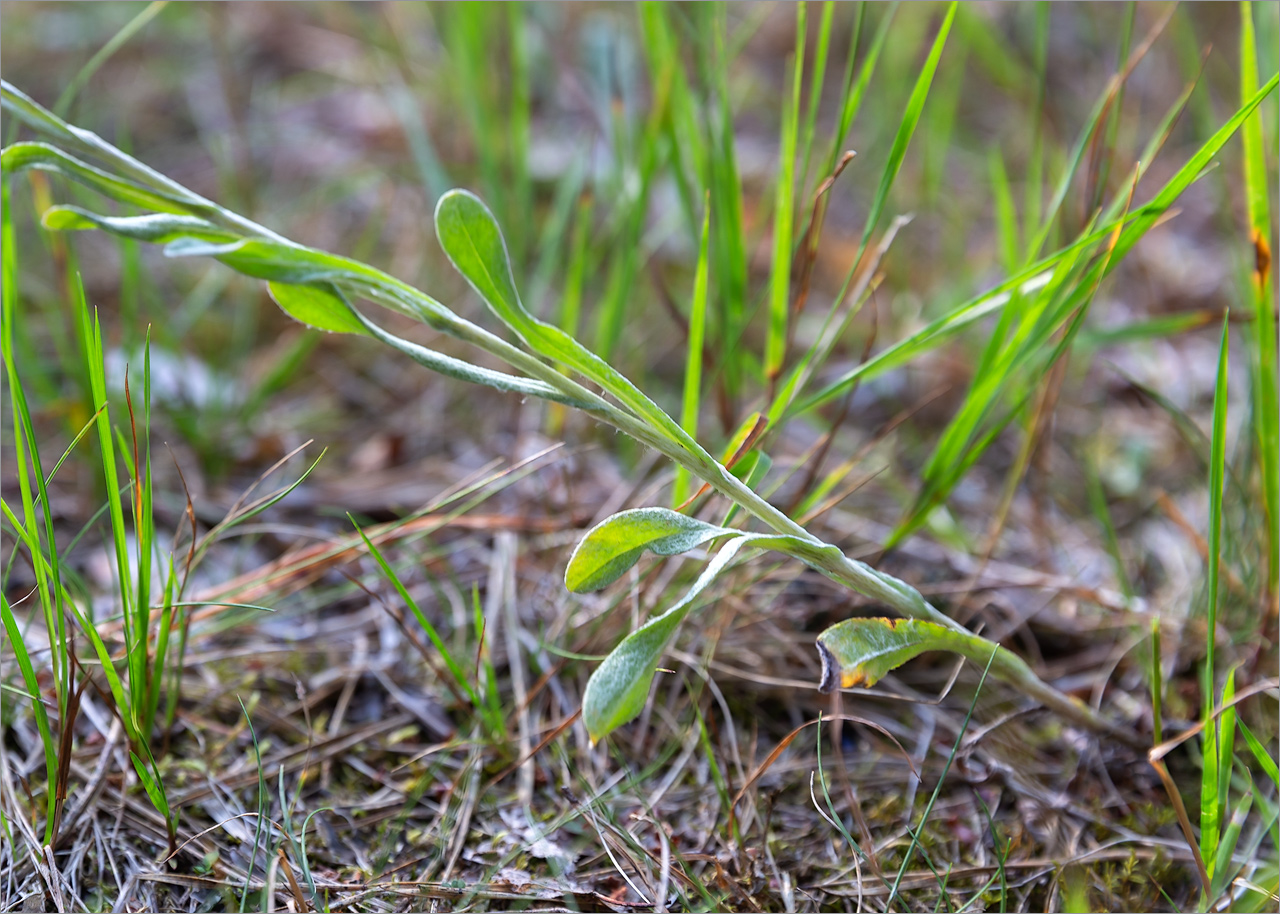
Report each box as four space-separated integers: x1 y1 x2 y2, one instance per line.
816 618 964 691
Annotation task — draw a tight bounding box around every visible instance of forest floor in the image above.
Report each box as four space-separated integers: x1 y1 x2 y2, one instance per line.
1 3 1277 912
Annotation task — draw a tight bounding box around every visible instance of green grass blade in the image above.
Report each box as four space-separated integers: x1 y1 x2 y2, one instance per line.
1237 719 1279 790
1086 3 1135 215
3 182 72 731
1025 2 1049 256
559 195 592 344
764 21 803 382
1240 1 1278 606
75 283 137 695
594 145 656 363
146 558 177 732
674 201 711 508
797 2 835 200
887 646 999 910
131 335 156 728
796 72 1278 418
1217 669 1238 832
894 234 1096 544
237 698 269 913
639 3 705 232
1149 618 1164 744
1199 311 1230 879
1211 786 1253 899
823 2 894 180
1108 73 1277 265
0 588 59 843
52 2 168 118
988 148 1020 275
385 80 452 203
53 566 139 746
507 3 531 266
529 157 586 312
704 4 749 406
351 518 477 706
853 1 955 259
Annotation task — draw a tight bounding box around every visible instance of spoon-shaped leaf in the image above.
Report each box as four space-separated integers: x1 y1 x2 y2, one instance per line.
583 536 753 742
433 189 525 331
815 618 971 691
565 507 735 593
434 190 708 460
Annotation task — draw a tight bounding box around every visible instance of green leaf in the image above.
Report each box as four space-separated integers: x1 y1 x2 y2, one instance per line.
163 236 330 282
434 189 524 329
1202 311 1231 875
565 507 733 593
568 505 936 630
816 618 967 690
434 190 706 461
1 141 197 215
266 282 368 335
162 236 399 295
582 536 754 742
41 205 236 244
578 519 973 742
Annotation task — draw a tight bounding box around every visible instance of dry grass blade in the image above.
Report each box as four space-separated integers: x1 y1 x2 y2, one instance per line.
728 713 916 838
1148 678 1280 763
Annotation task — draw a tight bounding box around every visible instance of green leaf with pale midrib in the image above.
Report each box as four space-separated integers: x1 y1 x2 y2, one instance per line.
339 289 595 407
564 508 734 594
42 205 237 244
2 141 200 215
